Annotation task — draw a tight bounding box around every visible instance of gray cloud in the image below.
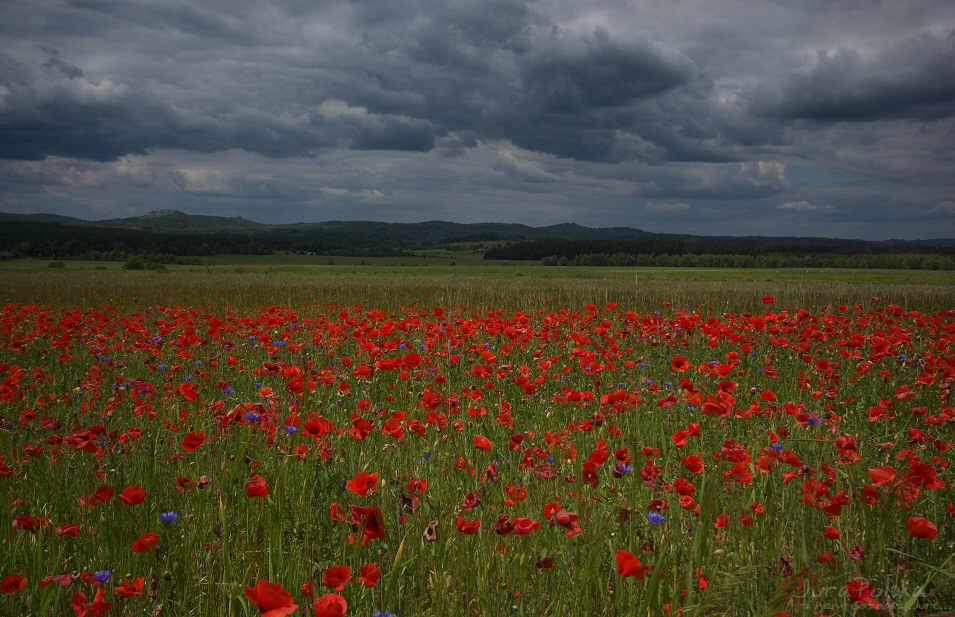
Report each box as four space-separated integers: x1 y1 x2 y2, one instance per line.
0 0 953 239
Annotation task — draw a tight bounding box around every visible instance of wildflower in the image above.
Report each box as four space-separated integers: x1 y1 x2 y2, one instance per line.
91 570 110 584
616 550 650 579
118 485 146 506
455 515 480 535
113 577 145 598
243 579 298 617
312 593 347 617
159 511 178 524
357 564 381 588
321 566 352 591
181 432 205 452
907 516 938 539
670 356 690 372
38 574 73 587
346 471 377 497
131 532 159 552
1 574 27 593
246 474 269 498
70 588 111 617
646 512 666 525
845 579 882 609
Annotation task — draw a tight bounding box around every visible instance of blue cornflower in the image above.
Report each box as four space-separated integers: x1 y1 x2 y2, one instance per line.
646 512 666 525
284 425 298 434
159 511 178 524
807 413 820 427
244 412 260 422
771 444 784 451
372 613 396 617
92 570 110 583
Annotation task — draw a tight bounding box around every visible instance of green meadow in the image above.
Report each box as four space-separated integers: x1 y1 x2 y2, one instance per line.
0 261 952 616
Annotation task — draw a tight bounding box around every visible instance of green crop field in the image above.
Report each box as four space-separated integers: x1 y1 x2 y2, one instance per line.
1 263 953 616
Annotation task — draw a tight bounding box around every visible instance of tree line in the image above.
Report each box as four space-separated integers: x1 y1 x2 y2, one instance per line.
486 239 955 270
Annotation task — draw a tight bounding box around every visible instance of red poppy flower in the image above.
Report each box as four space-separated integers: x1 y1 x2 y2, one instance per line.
1 574 27 594
243 579 298 617
512 517 541 535
118 485 146 506
616 550 650 580
312 593 347 617
300 581 313 598
762 296 775 304
246 474 269 498
869 465 895 486
56 523 81 537
176 476 194 491
907 516 938 539
357 563 381 588
845 579 882 609
131 532 159 552
181 432 205 452
823 526 840 539
321 566 352 591
473 436 492 451
349 505 386 544
722 463 753 485
346 471 378 497
79 485 114 507
681 454 704 474
670 356 690 372
71 588 111 617
112 577 145 598
455 515 480 535
38 574 73 588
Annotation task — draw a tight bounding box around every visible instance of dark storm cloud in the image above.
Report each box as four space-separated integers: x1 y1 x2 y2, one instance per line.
1 0 954 239
752 29 955 122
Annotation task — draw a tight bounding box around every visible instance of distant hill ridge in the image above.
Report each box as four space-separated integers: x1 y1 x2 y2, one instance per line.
1 209 954 250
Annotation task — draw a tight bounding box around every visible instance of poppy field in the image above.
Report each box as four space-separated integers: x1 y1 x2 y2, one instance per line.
0 271 953 616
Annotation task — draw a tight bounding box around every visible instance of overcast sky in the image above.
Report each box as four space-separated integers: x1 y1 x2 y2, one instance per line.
1 0 954 239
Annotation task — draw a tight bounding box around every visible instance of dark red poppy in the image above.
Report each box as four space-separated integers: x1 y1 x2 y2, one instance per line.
616 550 650 579
0 574 27 594
243 579 298 617
321 566 352 592
118 485 146 506
455 515 480 535
345 471 377 497
181 431 205 452
312 594 347 617
357 563 381 588
907 516 938 539
112 577 145 598
670 356 690 372
71 588 111 617
246 474 269 498
38 574 73 588
131 532 159 552
845 579 881 609
681 454 704 474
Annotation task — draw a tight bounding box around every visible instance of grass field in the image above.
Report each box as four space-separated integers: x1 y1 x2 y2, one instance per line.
0 263 953 616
